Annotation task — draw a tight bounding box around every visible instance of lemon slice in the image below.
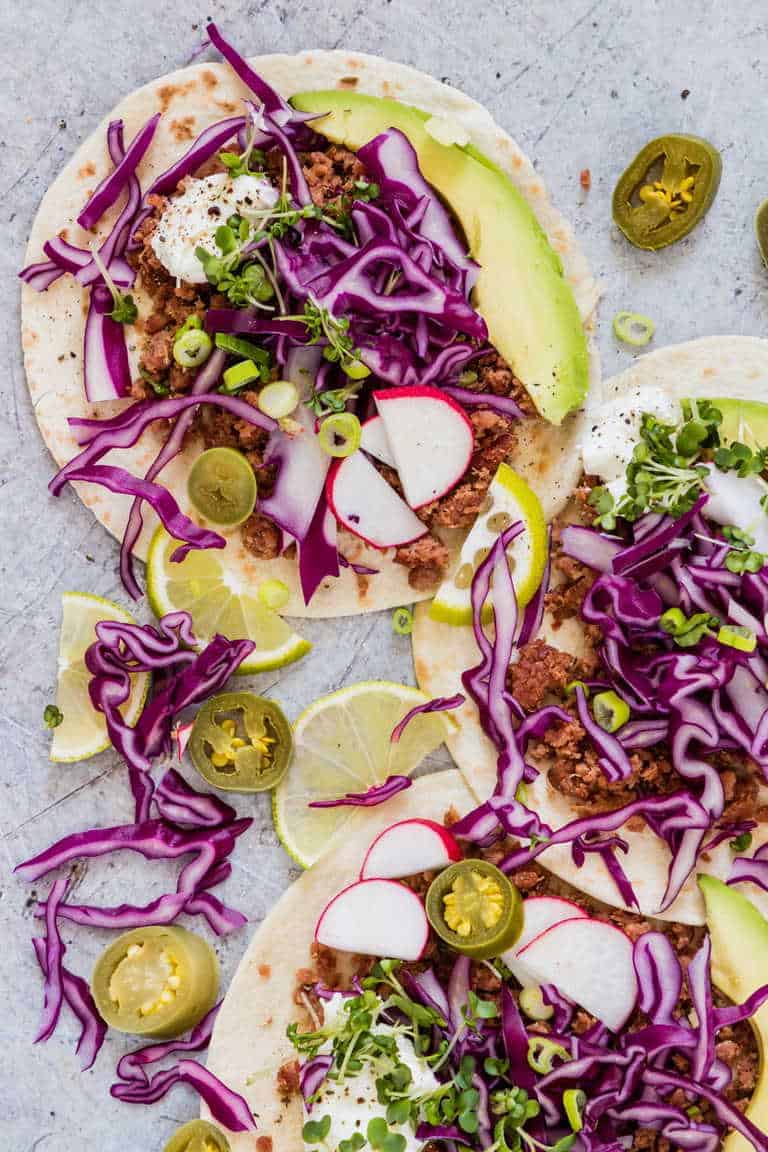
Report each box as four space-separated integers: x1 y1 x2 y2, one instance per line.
429 463 547 626
51 592 150 763
273 681 451 868
146 528 311 675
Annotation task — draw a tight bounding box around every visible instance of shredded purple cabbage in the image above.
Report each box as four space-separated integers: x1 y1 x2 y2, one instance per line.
309 775 412 808
390 692 465 743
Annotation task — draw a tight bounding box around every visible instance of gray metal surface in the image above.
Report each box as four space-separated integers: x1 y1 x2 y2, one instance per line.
2 1 767 1147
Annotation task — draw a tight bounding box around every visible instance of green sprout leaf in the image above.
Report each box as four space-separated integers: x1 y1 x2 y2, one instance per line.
43 704 63 729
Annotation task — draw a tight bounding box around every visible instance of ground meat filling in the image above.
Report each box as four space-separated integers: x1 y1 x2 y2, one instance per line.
130 144 531 573
519 475 768 826
284 850 759 1133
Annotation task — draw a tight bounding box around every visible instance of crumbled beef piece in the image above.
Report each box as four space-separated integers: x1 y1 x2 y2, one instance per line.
471 964 501 992
394 533 450 590
444 806 460 827
507 867 548 894
276 1059 300 1100
421 410 517 530
507 639 577 713
471 350 536 416
141 328 175 378
241 512 282 560
301 144 368 209
257 1138 274 1152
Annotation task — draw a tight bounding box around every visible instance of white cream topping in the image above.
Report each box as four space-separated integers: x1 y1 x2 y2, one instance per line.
582 385 681 502
150 173 279 284
303 994 438 1152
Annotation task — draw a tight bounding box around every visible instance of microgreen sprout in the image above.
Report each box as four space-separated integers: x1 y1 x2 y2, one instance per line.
89 246 138 325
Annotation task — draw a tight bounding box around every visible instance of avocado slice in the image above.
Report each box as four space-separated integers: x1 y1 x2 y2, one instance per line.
700 875 768 1152
708 397 768 447
291 90 589 425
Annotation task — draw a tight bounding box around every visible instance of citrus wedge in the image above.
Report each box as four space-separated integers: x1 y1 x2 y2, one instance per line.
146 528 310 675
50 592 150 763
429 463 547 625
273 681 451 868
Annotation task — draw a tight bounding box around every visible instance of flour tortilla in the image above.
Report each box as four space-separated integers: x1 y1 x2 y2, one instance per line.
203 769 474 1147
413 336 768 925
21 50 599 617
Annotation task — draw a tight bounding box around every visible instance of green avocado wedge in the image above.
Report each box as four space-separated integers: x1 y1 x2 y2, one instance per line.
291 90 589 425
699 875 768 1152
708 397 768 448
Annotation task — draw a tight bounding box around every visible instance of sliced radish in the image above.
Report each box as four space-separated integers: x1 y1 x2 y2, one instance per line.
326 450 427 548
515 916 637 1032
502 896 589 984
360 415 396 468
315 879 430 960
360 819 463 880
374 386 474 509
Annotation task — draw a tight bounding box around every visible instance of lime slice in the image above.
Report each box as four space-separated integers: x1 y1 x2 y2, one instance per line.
273 681 451 868
146 528 311 675
429 463 547 626
50 592 150 763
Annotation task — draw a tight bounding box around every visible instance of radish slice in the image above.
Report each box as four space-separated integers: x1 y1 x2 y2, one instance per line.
515 916 637 1031
502 896 588 983
360 415 396 468
315 879 430 960
326 451 427 548
374 386 474 509
360 819 462 880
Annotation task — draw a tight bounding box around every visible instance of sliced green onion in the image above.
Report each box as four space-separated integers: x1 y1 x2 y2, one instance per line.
660 607 687 635
392 607 414 636
515 781 528 805
565 679 589 697
563 1089 586 1133
527 1037 570 1075
593 689 630 733
318 412 361 458
717 624 757 653
343 358 371 381
518 985 553 1022
221 359 262 394
214 332 270 364
613 311 655 347
179 314 203 333
730 831 753 852
258 381 299 419
258 578 290 611
173 328 213 369
43 704 63 729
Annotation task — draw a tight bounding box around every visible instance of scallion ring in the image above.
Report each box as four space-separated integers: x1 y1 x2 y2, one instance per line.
563 1089 586 1133
518 985 554 1022
593 689 630 733
318 412 361 458
173 328 213 369
392 607 414 636
343 358 371 381
527 1036 570 1075
258 381 299 420
613 311 655 347
258 578 290 611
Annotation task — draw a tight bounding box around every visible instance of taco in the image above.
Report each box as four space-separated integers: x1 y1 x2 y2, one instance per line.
20 23 598 619
205 768 768 1152
413 336 768 924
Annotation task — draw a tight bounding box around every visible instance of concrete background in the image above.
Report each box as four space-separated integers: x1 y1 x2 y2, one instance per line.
2 1 767 1148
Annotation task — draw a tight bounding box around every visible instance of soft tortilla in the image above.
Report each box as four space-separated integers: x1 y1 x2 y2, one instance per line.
203 769 474 1147
21 50 599 617
413 336 768 924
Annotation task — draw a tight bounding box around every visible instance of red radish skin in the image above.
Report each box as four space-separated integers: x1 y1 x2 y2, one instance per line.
516 915 637 1031
374 386 474 509
503 895 589 983
360 818 462 880
326 451 427 548
315 878 430 960
360 415 396 468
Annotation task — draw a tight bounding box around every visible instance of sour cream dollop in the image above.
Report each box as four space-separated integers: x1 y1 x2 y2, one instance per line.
304 994 438 1152
582 384 681 502
150 173 279 284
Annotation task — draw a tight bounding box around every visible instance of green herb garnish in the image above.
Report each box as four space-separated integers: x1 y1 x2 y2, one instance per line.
43 704 63 729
